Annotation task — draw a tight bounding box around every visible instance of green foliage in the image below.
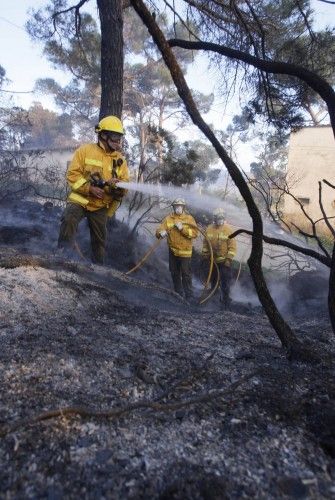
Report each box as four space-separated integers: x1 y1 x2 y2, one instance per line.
0 99 76 151
27 7 101 137
26 2 214 139
161 137 220 186
181 0 335 131
23 103 76 149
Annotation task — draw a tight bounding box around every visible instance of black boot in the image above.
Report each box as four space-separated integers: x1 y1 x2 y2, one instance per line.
220 295 232 310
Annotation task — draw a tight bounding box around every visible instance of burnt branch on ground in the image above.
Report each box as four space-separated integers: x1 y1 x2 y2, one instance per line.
0 366 258 438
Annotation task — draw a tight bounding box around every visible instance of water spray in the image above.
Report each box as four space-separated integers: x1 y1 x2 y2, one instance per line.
117 180 248 229
118 180 318 252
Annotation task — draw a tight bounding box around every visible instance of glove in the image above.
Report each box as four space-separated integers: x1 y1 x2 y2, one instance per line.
224 258 232 267
175 222 183 231
110 186 125 201
159 230 167 238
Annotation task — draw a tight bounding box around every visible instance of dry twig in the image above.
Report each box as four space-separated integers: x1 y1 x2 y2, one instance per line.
0 369 258 438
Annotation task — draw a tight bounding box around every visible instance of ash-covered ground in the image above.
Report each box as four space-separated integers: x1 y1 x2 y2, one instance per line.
0 201 334 499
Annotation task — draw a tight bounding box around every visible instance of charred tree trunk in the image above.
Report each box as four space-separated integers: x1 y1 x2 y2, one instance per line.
98 0 123 119
130 0 304 355
167 40 335 338
329 243 335 332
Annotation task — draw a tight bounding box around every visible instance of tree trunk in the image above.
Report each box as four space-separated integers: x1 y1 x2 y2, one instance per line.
167 38 335 339
138 112 147 182
130 0 306 357
98 0 123 119
329 243 335 332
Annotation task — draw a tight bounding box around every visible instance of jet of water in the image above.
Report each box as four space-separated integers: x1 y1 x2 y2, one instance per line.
118 181 251 229
118 180 324 252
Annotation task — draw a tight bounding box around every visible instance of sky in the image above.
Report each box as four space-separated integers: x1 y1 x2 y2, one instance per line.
0 0 65 109
1 0 333 108
0 0 334 169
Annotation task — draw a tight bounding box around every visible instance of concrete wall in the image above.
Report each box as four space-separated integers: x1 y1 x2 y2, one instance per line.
284 126 335 228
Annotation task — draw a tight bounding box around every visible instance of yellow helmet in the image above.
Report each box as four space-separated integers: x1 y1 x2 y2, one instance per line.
95 115 124 135
172 198 186 206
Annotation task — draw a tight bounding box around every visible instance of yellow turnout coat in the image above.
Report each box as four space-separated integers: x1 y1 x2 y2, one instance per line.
156 212 198 257
66 142 129 217
202 223 237 263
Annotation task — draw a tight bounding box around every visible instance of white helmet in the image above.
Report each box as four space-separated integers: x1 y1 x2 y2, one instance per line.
172 198 186 206
213 207 225 217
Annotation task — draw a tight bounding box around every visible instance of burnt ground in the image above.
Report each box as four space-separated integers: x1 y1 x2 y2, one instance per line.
0 201 335 499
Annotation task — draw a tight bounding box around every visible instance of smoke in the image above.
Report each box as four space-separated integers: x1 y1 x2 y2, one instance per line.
118 181 249 228
0 181 329 318
118 181 318 249
231 281 260 308
0 202 62 255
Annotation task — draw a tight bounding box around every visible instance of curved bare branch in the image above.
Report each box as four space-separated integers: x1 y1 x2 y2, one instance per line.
230 228 331 267
323 179 335 190
130 0 302 351
52 0 89 35
168 38 335 136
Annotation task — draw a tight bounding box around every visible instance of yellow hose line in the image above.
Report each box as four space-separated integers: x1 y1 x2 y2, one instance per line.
235 260 242 284
125 223 215 303
199 261 220 305
123 218 247 310
125 238 162 275
188 223 214 293
234 245 249 284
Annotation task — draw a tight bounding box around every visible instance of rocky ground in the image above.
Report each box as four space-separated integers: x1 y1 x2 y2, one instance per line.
0 201 334 499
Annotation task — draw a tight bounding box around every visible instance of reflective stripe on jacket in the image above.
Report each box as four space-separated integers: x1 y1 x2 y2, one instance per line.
202 223 237 262
156 213 198 257
66 143 129 213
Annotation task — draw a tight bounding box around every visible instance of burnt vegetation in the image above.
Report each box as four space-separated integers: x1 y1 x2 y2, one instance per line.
0 0 335 498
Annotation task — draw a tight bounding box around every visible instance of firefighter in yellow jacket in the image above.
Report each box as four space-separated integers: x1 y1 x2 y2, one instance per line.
58 116 129 264
202 208 237 307
156 198 198 299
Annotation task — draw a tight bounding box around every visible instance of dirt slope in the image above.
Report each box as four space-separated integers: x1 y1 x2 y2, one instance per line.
0 245 335 499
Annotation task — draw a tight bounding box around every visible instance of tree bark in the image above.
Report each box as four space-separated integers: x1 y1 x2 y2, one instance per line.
168 38 335 336
130 0 303 355
329 244 335 331
98 0 123 118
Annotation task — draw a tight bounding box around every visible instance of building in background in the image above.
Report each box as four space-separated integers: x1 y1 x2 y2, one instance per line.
284 125 335 235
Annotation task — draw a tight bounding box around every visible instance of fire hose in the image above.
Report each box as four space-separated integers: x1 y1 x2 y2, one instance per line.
126 223 215 304
72 220 239 305
125 239 162 275
199 238 243 305
199 260 220 305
